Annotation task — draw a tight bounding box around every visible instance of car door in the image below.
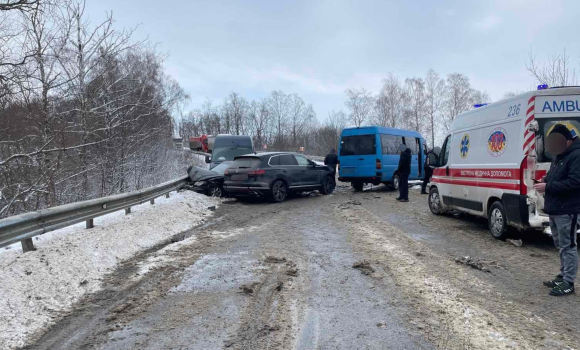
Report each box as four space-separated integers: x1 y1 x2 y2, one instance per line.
295 155 319 187
433 135 452 203
278 154 302 188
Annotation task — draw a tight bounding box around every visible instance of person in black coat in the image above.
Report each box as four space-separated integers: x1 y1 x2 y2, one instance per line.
397 144 411 202
324 149 338 175
421 148 436 194
534 124 580 296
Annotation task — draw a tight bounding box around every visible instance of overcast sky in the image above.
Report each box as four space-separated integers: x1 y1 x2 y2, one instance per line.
86 0 580 122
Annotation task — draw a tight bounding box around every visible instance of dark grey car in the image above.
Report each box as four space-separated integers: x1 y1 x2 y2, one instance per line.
223 152 336 202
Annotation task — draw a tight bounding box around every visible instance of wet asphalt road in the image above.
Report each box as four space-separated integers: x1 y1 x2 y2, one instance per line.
25 184 580 349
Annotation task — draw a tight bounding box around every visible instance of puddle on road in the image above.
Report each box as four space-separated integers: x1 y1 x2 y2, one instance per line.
170 252 266 294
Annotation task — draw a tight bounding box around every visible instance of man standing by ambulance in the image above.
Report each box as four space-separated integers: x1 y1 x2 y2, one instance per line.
534 124 580 296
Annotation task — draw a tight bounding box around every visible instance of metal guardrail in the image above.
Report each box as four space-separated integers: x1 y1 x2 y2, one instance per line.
0 175 190 252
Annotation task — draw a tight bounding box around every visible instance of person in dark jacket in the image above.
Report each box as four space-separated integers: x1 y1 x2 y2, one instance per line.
324 149 338 175
421 148 436 194
396 144 411 202
534 124 580 296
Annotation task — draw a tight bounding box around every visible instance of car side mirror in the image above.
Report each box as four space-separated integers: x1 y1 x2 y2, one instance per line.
205 156 211 164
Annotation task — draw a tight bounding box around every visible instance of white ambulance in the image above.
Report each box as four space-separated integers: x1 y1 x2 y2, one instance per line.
428 86 580 239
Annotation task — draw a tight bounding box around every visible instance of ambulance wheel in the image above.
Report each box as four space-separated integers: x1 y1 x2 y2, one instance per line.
488 201 508 240
428 187 443 215
352 182 364 192
392 173 400 191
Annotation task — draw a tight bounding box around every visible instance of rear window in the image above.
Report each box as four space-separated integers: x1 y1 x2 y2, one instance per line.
231 157 261 169
268 154 298 166
340 135 376 156
538 118 580 161
280 154 297 165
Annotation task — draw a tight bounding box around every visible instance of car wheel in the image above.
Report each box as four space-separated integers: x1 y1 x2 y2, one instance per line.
428 187 443 215
209 185 223 198
352 181 364 192
320 176 335 195
392 173 400 191
270 180 288 203
488 201 508 240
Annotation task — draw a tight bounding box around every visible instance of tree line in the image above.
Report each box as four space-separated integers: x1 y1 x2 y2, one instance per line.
178 70 490 159
0 0 192 218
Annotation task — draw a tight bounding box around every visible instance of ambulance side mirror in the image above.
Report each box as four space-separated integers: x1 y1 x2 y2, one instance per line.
428 153 439 167
527 120 539 133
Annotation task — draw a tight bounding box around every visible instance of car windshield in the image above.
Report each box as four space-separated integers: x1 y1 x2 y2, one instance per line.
340 135 376 156
537 118 580 161
212 147 253 162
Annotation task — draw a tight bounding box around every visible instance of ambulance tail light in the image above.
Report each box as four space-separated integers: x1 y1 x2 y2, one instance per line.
520 155 535 196
376 159 382 169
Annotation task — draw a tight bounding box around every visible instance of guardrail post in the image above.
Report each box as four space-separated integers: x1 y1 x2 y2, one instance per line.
150 198 155 205
86 219 94 229
166 193 170 198
125 207 131 215
21 238 36 252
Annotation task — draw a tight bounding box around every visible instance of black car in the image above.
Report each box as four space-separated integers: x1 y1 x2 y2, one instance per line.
186 162 232 197
223 152 335 202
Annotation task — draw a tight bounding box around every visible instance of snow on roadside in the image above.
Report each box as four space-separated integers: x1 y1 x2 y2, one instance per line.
0 190 218 350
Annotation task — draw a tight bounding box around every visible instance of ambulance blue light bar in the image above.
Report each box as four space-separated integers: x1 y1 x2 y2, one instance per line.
537 84 549 90
473 103 488 108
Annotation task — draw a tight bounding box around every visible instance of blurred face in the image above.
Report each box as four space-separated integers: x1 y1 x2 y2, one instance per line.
545 133 568 156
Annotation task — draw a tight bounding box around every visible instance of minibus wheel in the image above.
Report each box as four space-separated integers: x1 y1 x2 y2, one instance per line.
488 201 508 240
428 187 443 215
352 182 364 192
392 174 400 190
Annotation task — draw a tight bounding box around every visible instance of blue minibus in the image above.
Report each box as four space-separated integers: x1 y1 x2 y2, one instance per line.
337 126 427 191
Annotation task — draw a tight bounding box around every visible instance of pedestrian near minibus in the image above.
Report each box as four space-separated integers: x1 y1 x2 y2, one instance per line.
533 124 580 296
396 144 411 202
421 148 436 195
324 148 338 175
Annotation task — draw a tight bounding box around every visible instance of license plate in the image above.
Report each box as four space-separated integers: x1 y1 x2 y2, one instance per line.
341 167 355 175
231 174 248 181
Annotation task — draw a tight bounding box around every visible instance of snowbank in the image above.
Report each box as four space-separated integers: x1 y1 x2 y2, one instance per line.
0 191 218 349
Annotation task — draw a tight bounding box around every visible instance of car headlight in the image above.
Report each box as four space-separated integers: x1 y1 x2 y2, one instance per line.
194 181 206 186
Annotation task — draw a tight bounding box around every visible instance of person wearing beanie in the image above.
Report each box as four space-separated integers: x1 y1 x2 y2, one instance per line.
534 124 580 296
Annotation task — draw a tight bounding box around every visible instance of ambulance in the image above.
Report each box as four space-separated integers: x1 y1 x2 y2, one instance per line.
428 86 580 239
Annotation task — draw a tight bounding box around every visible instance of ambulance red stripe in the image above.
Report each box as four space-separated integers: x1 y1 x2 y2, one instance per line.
431 178 520 191
433 168 520 179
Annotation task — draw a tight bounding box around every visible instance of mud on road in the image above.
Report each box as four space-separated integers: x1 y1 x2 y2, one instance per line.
25 185 580 350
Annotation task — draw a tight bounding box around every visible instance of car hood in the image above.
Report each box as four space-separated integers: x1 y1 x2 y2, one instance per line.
188 166 224 182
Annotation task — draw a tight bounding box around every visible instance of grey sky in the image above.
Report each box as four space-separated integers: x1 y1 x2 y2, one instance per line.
86 0 580 122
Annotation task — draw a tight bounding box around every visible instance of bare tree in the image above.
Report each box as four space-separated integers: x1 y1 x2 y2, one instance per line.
344 87 373 127
526 49 577 87
268 90 289 150
374 73 404 128
424 69 445 148
403 77 426 133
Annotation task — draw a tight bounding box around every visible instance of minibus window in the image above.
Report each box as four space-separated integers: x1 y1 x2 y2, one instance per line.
537 118 580 162
402 137 420 155
340 135 376 156
380 135 403 155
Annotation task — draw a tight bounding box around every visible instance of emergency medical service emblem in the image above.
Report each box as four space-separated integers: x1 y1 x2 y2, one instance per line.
460 133 470 159
487 128 508 157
